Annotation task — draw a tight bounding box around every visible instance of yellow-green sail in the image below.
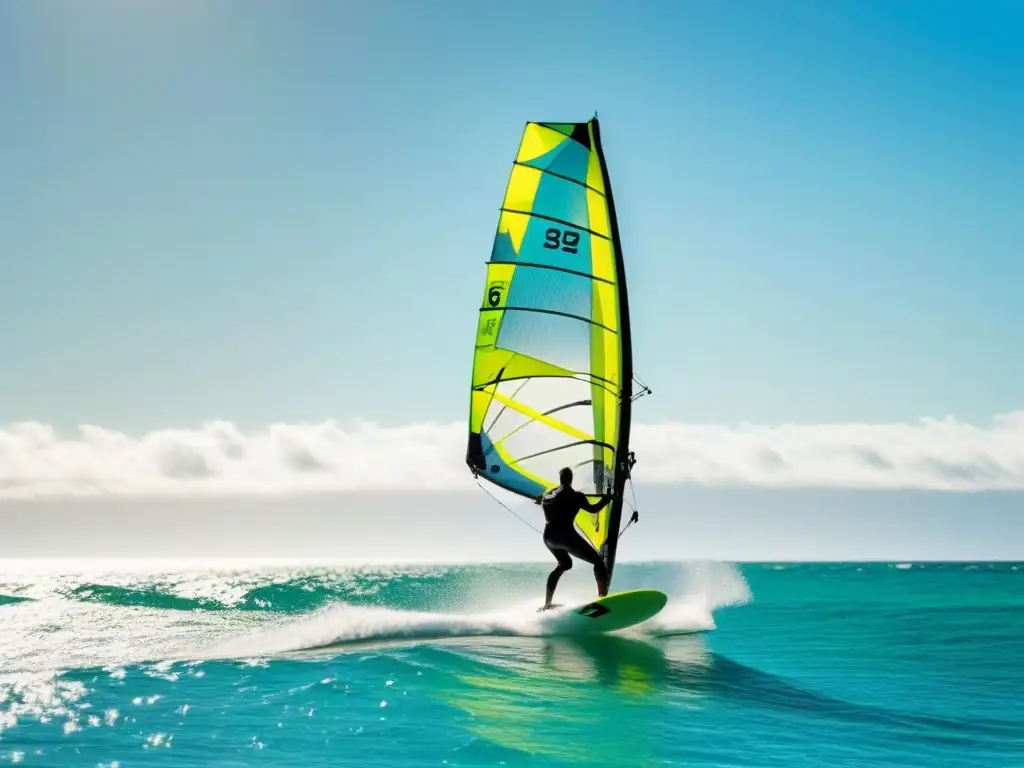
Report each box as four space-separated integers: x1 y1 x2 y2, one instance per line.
466 118 634 581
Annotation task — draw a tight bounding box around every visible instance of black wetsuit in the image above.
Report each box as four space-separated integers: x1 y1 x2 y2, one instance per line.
540 485 610 571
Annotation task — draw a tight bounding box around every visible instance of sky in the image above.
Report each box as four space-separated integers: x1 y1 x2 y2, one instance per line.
4 489 1023 563
1 0 1022 559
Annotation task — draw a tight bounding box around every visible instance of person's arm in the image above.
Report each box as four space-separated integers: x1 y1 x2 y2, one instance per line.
579 491 612 513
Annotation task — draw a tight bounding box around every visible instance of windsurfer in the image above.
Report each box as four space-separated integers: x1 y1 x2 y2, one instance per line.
536 466 612 610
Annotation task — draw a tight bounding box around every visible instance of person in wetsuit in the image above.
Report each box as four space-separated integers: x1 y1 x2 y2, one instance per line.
536 466 612 610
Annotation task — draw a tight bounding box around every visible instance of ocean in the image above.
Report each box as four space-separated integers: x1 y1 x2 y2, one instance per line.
1 560 1021 767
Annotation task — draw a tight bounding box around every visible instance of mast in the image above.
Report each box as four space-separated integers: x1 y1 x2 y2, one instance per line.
591 117 633 586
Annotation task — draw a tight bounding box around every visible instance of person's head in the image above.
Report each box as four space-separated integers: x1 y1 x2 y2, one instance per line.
558 467 573 486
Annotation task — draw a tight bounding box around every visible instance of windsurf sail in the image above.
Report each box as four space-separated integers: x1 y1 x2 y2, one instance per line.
466 117 643 584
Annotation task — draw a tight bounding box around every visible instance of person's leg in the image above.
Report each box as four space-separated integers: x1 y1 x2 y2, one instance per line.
544 547 573 608
559 528 609 597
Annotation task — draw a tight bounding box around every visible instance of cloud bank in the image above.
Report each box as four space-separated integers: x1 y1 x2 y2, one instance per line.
1 412 1023 498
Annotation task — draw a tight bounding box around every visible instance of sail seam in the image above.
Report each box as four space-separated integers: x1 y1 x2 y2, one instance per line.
511 438 617 466
512 161 605 196
479 306 617 334
500 208 610 240
473 373 620 399
484 260 615 285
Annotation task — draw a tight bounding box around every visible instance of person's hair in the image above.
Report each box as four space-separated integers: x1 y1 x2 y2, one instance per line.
559 467 573 485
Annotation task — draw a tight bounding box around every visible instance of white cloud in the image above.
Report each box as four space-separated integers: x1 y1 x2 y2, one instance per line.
1 412 1023 498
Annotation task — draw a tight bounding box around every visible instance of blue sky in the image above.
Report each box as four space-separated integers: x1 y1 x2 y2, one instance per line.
1 0 1022 434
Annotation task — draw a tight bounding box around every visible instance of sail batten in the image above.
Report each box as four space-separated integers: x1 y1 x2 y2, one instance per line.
466 117 633 584
511 161 606 196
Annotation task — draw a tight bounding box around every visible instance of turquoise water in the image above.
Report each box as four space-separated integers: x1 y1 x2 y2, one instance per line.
1 560 1022 766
